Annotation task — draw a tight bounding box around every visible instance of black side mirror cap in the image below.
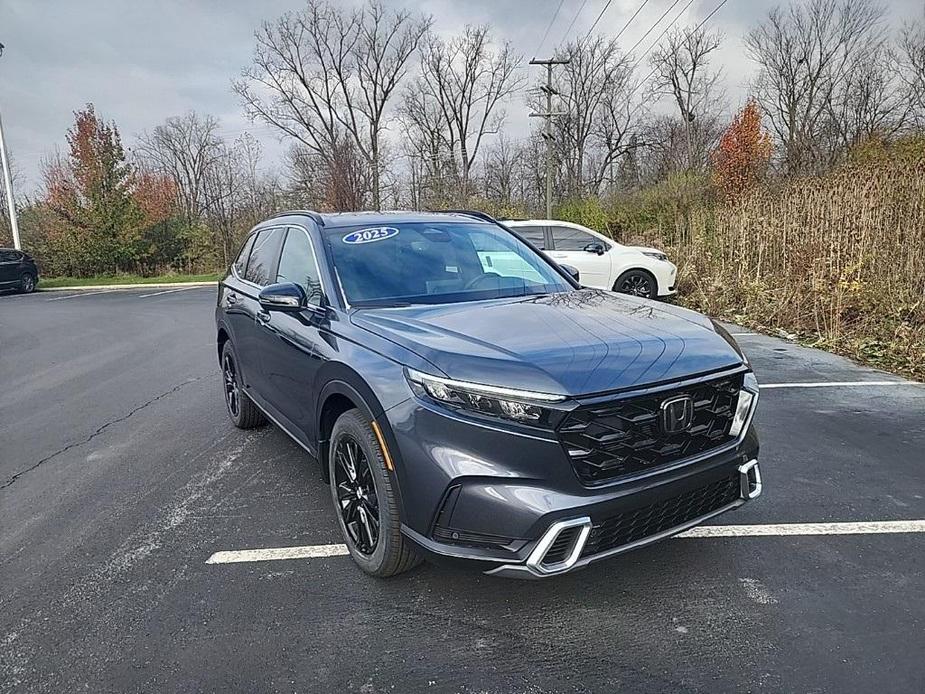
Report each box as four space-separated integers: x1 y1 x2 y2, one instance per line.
584 242 606 255
258 282 307 312
559 264 580 283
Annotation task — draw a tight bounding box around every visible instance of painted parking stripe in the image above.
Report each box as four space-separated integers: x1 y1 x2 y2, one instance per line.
760 381 921 389
137 286 199 298
678 520 925 537
204 520 925 565
46 289 116 301
206 544 350 564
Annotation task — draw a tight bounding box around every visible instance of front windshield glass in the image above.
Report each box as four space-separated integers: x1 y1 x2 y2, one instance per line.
325 221 573 306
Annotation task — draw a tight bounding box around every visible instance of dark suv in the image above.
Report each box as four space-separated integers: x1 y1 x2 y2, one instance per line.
0 248 38 293
215 211 760 578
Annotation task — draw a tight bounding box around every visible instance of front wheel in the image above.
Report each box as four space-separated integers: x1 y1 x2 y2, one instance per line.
614 269 657 299
19 273 36 294
329 409 420 577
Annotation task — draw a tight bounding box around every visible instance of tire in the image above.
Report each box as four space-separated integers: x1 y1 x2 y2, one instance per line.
613 269 657 299
19 272 36 294
220 341 266 429
329 409 420 577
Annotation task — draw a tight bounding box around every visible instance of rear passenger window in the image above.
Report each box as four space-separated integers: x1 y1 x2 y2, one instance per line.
244 227 285 286
233 235 256 277
276 228 323 305
513 226 546 249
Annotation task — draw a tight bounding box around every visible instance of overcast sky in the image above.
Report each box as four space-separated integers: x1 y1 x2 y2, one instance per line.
2 0 923 193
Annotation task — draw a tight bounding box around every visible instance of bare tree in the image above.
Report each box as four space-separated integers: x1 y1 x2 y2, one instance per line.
137 112 223 223
398 86 456 207
415 26 523 195
235 0 430 210
537 38 644 197
649 26 724 171
745 0 886 173
899 21 925 126
824 42 910 151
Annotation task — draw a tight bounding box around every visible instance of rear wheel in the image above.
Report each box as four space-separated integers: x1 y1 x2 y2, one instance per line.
329 409 420 577
614 269 657 299
221 341 265 429
19 272 35 294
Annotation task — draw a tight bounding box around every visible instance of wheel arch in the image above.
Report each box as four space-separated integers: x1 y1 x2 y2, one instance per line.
216 326 230 364
315 372 397 486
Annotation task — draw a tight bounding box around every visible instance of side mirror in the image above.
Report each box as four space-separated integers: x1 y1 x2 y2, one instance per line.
559 264 580 283
258 282 306 312
584 242 606 255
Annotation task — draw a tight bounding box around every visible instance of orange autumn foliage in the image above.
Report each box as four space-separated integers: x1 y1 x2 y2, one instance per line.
712 99 773 201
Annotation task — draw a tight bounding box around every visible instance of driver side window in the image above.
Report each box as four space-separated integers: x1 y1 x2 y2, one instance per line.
550 226 598 251
276 228 323 305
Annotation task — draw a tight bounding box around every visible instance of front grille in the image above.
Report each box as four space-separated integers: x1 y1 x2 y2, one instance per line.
559 373 743 484
580 473 741 558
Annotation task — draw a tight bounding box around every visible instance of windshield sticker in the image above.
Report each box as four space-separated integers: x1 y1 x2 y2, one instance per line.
342 227 400 245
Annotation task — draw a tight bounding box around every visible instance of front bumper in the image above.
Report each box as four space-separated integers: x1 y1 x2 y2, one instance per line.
388 388 760 578
487 458 761 578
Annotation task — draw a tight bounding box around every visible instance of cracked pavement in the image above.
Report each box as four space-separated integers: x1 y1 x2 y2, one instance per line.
1 287 924 693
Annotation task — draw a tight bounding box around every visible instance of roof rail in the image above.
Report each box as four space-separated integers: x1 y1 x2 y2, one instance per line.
431 209 499 224
270 210 326 227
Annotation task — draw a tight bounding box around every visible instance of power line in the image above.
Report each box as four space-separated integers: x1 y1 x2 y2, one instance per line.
533 0 568 59
584 0 616 39
558 0 589 48
621 0 684 59
624 0 731 118
628 0 697 71
612 0 653 44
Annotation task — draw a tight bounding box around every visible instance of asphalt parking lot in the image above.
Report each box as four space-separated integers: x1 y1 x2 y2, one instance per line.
2 286 924 693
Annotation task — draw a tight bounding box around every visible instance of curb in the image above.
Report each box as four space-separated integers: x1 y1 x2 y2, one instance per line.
40 281 218 292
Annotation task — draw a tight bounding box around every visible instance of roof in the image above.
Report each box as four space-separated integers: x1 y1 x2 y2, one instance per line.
271 210 495 229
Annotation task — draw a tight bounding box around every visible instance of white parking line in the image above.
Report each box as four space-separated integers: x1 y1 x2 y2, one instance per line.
46 289 115 301
206 544 350 564
137 286 199 298
678 520 925 537
761 381 921 389
204 520 925 565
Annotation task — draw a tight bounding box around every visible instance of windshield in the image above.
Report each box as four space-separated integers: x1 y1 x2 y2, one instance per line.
324 221 573 306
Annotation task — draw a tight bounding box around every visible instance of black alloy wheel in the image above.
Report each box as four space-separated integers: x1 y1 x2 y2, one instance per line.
615 270 656 299
328 409 420 576
20 273 35 294
333 435 380 555
222 352 240 419
220 341 265 429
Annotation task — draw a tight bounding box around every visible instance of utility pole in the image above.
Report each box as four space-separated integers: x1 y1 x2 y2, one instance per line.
0 42 21 250
529 58 568 220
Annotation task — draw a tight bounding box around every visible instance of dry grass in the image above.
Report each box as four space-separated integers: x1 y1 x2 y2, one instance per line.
668 155 925 379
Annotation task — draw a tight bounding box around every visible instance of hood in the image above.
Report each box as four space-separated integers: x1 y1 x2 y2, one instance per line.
351 290 744 397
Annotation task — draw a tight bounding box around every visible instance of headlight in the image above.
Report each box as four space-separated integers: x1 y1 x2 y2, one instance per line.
405 369 564 425
642 251 669 262
729 371 759 437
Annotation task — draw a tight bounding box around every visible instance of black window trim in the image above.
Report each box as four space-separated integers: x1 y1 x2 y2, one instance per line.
275 224 328 307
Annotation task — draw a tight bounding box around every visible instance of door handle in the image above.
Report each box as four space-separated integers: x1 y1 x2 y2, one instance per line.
227 293 237 305
256 309 271 325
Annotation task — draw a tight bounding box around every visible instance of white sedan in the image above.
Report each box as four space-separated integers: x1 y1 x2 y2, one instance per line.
503 219 677 299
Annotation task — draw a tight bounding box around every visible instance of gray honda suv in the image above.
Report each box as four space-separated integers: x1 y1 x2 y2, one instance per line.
215 210 761 578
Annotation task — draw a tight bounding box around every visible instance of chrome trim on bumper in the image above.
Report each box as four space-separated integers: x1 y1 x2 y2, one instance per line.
486 460 761 579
